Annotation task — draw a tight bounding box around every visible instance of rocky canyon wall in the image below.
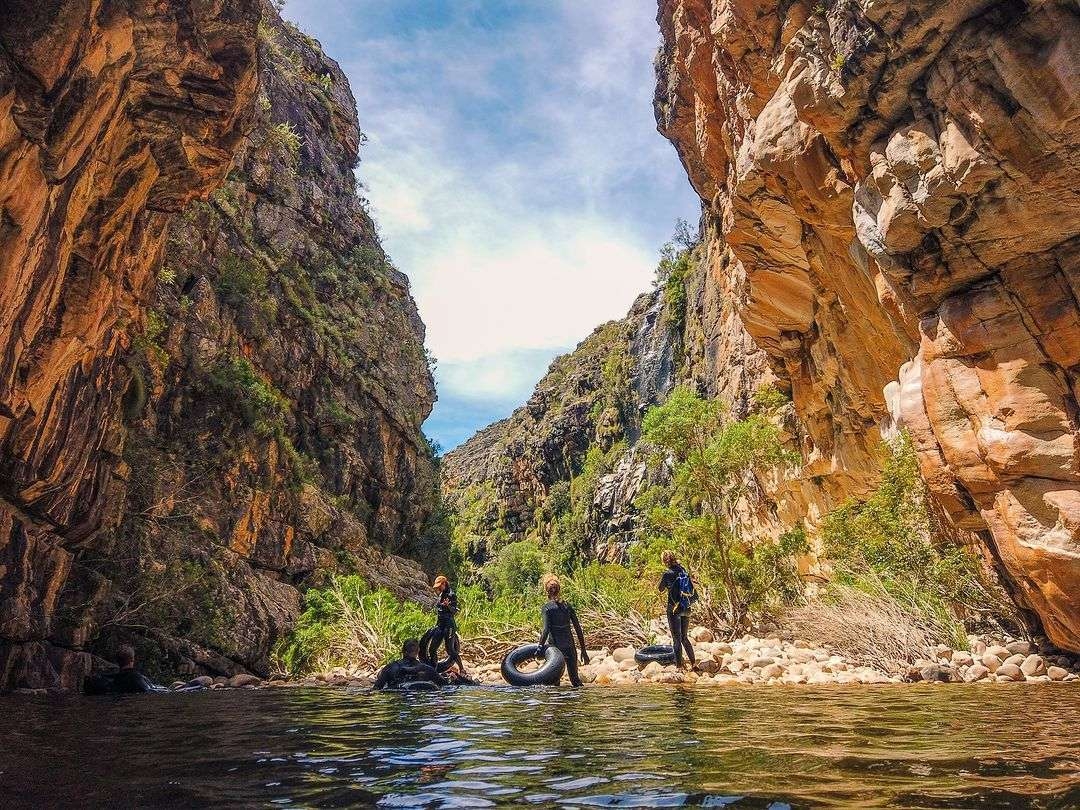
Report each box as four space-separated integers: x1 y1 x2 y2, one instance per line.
655 0 1080 649
0 0 261 690
0 2 438 690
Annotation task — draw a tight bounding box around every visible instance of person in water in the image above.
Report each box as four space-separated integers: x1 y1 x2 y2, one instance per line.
427 574 466 675
537 574 589 687
374 639 441 689
658 550 696 669
83 645 164 695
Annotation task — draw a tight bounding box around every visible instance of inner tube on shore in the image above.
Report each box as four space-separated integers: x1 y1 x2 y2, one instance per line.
397 680 440 691
634 645 677 666
501 644 566 686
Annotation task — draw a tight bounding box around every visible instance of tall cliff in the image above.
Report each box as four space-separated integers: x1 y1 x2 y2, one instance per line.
0 3 439 690
443 288 681 562
443 245 783 566
654 0 1080 650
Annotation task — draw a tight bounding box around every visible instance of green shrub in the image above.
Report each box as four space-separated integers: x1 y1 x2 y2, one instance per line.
636 386 799 628
266 121 302 160
215 255 269 308
654 243 692 327
276 576 430 674
821 432 1013 630
132 308 169 366
484 539 545 598
276 575 540 677
751 384 789 414
206 356 288 435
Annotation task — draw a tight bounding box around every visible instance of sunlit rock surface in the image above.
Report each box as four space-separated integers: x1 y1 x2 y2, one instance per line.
0 2 437 689
655 0 1080 649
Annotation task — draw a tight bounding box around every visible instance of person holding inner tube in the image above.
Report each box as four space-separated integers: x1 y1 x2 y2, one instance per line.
427 574 467 676
537 574 589 687
658 550 697 670
374 638 441 689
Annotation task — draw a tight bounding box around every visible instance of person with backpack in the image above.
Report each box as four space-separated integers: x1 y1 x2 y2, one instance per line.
658 550 697 669
537 574 589 687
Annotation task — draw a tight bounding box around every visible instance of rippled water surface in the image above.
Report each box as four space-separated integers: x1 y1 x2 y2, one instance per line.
3 685 1079 808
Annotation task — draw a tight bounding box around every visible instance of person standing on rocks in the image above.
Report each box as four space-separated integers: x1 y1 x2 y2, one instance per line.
658 551 696 670
538 574 589 687
427 574 466 676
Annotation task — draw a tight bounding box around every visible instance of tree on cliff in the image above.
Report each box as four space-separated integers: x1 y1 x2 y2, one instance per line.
637 387 799 629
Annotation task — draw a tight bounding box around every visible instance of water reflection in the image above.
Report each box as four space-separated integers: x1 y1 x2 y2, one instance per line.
2 685 1078 808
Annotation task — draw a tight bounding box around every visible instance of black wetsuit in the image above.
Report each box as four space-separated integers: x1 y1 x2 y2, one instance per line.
429 585 464 672
538 599 587 687
83 668 164 695
659 564 696 667
373 657 440 689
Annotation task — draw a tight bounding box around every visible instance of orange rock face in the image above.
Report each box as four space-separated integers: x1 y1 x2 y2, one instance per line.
0 0 260 688
656 0 1080 648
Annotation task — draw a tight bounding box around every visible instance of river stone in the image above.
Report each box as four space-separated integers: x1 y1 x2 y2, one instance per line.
1047 666 1069 681
1006 640 1031 656
750 656 774 668
1020 655 1046 677
618 658 638 672
972 640 987 656
1003 653 1026 669
987 645 1011 660
689 626 714 643
997 663 1024 681
761 663 783 679
981 653 1002 672
965 664 990 682
612 647 635 663
918 664 952 683
641 662 664 678
189 675 214 688
227 673 262 688
697 659 720 674
951 651 974 667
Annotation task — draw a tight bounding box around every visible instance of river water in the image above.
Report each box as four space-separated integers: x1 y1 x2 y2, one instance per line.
2 685 1078 808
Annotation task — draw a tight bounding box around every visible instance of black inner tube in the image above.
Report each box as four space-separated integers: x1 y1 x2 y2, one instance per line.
501 644 566 686
634 645 677 665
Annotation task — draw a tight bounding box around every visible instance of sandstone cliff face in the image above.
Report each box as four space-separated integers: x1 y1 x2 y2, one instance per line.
655 0 1080 649
0 3 439 689
0 0 261 689
98 13 440 679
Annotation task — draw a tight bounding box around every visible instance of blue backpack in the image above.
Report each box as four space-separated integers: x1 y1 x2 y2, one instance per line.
675 568 697 613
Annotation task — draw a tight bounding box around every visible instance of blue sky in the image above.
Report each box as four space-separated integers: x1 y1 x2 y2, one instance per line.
284 0 699 450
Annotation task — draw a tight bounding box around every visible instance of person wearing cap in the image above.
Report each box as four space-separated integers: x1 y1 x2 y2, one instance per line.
427 574 466 675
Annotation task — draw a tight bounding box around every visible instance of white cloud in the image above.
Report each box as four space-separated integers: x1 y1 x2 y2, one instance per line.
285 0 699 442
417 221 654 364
